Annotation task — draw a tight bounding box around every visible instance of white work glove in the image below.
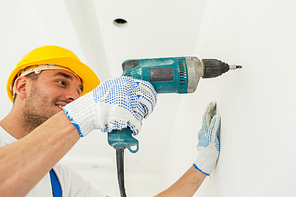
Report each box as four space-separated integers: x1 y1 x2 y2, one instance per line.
193 102 221 176
63 76 157 137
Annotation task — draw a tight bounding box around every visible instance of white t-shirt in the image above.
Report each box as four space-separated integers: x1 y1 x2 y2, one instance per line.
0 126 106 197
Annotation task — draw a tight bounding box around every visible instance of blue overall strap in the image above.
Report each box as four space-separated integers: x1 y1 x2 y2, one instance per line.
49 169 62 197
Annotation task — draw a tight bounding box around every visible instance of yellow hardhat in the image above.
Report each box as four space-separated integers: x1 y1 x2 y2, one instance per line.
7 45 100 102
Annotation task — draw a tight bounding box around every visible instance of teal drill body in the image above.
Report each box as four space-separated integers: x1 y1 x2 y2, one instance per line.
108 56 241 153
121 57 190 94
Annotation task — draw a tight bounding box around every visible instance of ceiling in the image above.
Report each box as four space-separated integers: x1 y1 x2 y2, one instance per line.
0 0 207 196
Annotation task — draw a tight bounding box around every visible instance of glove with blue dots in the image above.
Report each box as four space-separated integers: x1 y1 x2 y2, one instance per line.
193 102 221 176
63 76 157 137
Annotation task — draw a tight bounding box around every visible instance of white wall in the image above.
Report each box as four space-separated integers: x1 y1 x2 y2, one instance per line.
159 0 296 196
1 1 296 196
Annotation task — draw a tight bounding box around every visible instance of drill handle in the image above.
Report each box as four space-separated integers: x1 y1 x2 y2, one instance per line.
108 128 139 153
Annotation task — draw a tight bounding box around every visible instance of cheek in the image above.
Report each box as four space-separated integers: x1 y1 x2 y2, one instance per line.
37 84 58 97
29 82 65 105
28 84 51 104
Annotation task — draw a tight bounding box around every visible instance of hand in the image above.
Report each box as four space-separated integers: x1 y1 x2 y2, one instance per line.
193 102 220 176
63 76 157 137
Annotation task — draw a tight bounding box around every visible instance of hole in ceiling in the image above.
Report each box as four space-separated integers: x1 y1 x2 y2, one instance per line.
113 18 128 28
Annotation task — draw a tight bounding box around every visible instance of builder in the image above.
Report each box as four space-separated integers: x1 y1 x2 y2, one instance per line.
0 45 220 197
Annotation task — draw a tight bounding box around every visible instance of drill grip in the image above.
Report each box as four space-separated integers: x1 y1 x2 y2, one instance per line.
108 128 139 153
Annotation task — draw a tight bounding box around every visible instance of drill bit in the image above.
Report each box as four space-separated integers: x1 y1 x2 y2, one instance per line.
229 65 242 70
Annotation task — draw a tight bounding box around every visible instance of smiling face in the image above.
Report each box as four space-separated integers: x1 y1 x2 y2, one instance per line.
21 69 83 131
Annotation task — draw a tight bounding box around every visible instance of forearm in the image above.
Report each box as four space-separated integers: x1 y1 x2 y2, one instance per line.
155 166 206 197
156 103 219 197
0 111 80 197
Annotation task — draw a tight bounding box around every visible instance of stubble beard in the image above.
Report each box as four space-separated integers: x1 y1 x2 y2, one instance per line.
22 83 56 133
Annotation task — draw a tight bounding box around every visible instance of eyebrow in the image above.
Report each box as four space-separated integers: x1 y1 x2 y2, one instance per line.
54 72 84 95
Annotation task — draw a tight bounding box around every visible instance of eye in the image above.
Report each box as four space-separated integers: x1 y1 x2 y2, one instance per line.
57 80 66 86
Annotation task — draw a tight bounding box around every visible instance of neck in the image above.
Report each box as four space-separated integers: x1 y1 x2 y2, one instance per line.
0 107 32 139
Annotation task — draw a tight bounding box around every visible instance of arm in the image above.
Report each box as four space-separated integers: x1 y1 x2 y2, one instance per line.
0 77 156 197
156 166 206 197
0 112 80 197
156 102 220 197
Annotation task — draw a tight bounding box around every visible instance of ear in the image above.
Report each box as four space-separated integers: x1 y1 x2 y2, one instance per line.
14 76 29 100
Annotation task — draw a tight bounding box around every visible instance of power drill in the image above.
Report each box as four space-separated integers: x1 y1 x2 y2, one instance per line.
108 56 241 153
107 56 241 197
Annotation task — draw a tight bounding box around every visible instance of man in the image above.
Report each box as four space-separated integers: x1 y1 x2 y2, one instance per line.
0 45 220 197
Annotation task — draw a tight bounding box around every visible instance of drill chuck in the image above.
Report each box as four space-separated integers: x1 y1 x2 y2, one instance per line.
202 59 242 78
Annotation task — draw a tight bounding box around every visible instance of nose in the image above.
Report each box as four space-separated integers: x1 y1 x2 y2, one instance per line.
66 87 80 102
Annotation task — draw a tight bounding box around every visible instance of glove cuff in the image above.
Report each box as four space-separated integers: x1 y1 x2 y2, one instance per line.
63 92 97 137
193 148 219 176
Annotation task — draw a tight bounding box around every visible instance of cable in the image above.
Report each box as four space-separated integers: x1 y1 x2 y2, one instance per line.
116 147 127 197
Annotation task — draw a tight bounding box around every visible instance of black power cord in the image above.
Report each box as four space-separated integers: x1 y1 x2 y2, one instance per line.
116 147 127 197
